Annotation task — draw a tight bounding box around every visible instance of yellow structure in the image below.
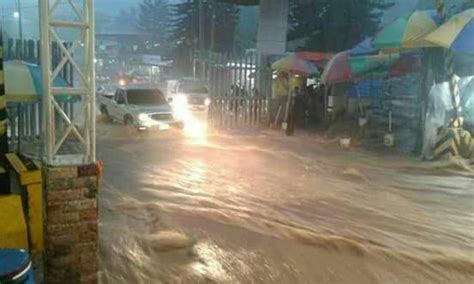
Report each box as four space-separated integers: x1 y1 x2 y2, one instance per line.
0 195 28 249
6 153 44 252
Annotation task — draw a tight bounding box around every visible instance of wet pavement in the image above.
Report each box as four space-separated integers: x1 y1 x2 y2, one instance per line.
97 113 474 283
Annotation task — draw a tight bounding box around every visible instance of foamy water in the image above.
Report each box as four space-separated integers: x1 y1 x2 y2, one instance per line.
97 116 474 283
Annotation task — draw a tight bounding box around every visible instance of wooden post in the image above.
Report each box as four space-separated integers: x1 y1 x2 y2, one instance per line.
16 39 21 59
7 38 13 59
36 40 41 64
28 40 35 62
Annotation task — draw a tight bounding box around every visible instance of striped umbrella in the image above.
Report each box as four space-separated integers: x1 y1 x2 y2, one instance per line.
321 52 421 84
350 37 379 56
349 53 401 77
425 9 474 53
271 55 319 77
320 52 353 84
373 10 440 51
4 61 75 103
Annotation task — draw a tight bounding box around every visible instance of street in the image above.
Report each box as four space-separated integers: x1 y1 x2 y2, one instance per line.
97 114 474 283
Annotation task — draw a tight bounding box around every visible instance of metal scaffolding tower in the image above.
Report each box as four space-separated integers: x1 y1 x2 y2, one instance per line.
39 0 95 165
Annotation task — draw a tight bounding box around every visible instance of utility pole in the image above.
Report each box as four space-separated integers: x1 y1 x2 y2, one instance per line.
17 0 22 42
198 0 206 80
16 0 23 59
210 0 216 52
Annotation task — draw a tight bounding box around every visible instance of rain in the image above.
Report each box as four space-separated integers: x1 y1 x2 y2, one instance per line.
0 0 473 283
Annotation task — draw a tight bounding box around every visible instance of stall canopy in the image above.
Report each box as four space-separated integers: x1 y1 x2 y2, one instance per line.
320 52 352 84
321 52 421 84
373 10 440 51
350 37 379 56
5 61 76 103
425 9 474 54
272 55 319 77
294 52 333 69
349 53 421 78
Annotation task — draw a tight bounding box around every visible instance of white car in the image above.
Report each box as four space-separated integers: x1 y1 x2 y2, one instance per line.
169 78 211 110
98 84 184 131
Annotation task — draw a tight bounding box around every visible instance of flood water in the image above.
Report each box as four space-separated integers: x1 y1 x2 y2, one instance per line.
97 113 474 283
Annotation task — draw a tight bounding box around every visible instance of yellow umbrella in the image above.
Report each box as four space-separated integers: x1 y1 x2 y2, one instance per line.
373 10 440 52
425 9 474 53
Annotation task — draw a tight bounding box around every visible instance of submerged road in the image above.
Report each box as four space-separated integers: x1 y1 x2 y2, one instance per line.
97 114 474 283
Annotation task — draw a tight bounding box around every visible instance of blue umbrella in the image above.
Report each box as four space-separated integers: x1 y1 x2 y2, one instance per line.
425 9 474 54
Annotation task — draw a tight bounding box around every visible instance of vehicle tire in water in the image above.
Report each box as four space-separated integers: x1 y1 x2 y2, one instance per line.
124 115 133 125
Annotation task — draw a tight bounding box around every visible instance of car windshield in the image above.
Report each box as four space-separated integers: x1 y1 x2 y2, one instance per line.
126 89 166 105
98 85 116 93
180 83 208 94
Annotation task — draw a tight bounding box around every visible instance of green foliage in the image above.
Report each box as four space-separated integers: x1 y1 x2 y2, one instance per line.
168 0 240 53
169 0 240 76
460 0 474 10
288 0 394 52
416 0 473 14
137 0 169 39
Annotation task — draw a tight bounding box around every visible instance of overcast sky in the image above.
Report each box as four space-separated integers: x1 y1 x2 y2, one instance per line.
0 0 456 41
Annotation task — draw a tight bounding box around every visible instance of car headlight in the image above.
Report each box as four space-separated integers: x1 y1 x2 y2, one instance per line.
138 113 151 122
175 94 188 105
204 98 211 106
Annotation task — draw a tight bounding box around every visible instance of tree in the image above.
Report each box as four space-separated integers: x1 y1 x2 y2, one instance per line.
169 0 240 53
113 7 139 32
137 0 169 41
288 0 394 52
235 6 259 51
416 0 472 14
460 0 473 10
169 0 240 76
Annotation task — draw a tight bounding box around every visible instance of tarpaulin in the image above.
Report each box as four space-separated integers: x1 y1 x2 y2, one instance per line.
422 76 474 158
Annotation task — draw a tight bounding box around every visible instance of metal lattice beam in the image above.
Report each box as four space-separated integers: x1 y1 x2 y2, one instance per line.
39 0 95 165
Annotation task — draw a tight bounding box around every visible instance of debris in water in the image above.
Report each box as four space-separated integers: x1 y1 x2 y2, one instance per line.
149 230 193 252
343 167 366 181
290 229 368 256
425 156 474 172
339 138 351 149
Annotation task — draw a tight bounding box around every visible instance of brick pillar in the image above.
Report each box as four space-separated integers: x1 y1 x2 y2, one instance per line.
44 164 98 284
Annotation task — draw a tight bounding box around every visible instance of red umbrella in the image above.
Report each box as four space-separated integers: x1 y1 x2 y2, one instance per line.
388 54 421 77
320 52 353 84
321 52 421 84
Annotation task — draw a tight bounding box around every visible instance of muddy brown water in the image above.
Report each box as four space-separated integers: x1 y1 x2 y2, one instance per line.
97 116 474 283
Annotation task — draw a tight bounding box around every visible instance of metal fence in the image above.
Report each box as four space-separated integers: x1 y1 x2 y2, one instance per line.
208 96 268 129
200 52 271 128
5 38 75 154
